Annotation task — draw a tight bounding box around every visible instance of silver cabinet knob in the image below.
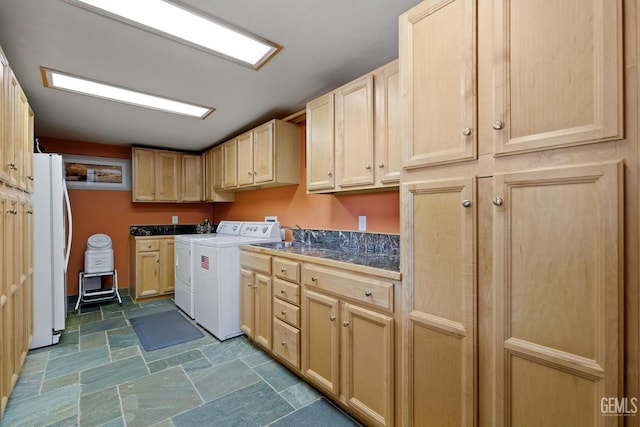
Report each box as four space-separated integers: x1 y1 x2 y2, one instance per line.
281 341 287 346
281 311 286 316
364 165 371 170
462 127 472 136
280 289 286 294
492 120 504 130
247 283 252 287
311 276 317 282
329 315 336 321
280 267 286 273
377 163 384 168
364 290 372 297
327 171 332 176
27 176 34 181
343 321 349 327
462 200 471 208
493 197 503 206
248 171 253 175
253 285 258 289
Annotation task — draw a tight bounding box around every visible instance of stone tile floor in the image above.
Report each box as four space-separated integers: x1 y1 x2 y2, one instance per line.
0 297 360 427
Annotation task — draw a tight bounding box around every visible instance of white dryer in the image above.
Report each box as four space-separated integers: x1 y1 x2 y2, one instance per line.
174 221 244 318
192 222 281 340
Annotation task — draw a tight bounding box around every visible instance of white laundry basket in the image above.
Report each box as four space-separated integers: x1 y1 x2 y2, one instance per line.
84 234 114 274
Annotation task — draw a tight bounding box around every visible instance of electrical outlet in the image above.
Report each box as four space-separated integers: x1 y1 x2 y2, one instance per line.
172 216 178 224
358 216 367 231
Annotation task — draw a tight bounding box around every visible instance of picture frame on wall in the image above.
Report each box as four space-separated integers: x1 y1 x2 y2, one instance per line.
62 154 131 191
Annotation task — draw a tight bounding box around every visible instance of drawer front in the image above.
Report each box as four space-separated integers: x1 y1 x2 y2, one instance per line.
273 278 300 306
240 251 272 274
273 257 301 283
274 298 300 328
302 264 394 312
272 318 300 370
137 239 160 252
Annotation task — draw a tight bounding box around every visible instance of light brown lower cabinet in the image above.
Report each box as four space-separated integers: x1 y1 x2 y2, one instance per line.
240 251 273 350
402 161 623 426
129 236 175 302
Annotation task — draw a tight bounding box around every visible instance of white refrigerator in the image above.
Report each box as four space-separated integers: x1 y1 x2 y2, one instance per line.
31 153 72 349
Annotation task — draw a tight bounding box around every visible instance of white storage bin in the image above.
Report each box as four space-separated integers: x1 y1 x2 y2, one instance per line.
85 249 114 273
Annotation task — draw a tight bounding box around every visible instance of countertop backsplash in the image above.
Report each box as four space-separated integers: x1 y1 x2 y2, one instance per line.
292 228 400 255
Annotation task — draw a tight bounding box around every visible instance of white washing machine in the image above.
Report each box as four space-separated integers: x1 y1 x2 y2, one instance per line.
174 221 244 318
192 221 281 340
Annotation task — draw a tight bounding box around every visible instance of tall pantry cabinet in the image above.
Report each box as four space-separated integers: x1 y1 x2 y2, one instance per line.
399 1 635 426
0 44 34 420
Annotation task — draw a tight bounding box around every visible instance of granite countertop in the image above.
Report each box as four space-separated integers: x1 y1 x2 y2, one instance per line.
244 228 401 280
130 224 217 236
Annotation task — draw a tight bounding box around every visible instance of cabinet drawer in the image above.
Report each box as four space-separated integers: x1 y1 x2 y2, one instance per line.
274 298 300 328
274 257 300 283
302 264 393 312
240 251 272 274
136 239 160 252
272 318 300 370
273 278 300 306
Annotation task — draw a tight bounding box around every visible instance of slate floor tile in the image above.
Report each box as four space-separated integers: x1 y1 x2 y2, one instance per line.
279 382 322 409
253 360 301 392
80 355 149 395
119 366 202 427
268 398 361 427
0 384 79 427
201 336 260 366
45 346 110 380
191 359 261 402
80 386 122 426
80 317 128 335
172 381 293 427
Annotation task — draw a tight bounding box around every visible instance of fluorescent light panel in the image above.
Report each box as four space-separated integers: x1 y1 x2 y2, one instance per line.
41 68 214 118
67 0 280 69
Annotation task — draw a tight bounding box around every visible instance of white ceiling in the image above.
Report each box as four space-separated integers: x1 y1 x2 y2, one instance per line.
0 0 421 152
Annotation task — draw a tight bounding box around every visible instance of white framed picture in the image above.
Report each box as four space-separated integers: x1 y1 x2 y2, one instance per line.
62 154 131 191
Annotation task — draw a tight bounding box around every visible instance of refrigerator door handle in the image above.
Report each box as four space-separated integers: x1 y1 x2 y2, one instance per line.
63 181 73 272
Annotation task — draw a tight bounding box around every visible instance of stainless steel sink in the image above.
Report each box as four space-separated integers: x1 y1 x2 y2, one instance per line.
261 241 308 249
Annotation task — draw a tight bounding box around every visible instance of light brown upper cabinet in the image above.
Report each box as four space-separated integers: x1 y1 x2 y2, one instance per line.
132 148 180 202
492 0 623 155
202 147 234 202
306 60 400 194
400 0 477 169
0 52 8 185
306 93 335 192
223 137 238 190
224 119 299 192
180 154 203 202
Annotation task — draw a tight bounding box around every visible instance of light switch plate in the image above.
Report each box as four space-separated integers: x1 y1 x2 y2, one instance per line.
172 216 178 224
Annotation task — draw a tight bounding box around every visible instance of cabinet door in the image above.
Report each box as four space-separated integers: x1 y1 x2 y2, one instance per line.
240 269 255 338
342 303 394 427
493 0 622 155
493 162 622 426
16 88 28 192
302 289 339 396
136 251 160 297
237 131 254 187
203 149 213 201
160 238 175 294
7 74 19 187
336 75 374 188
306 93 335 191
224 138 238 189
0 53 8 184
402 177 476 427
253 273 272 350
400 0 476 168
181 154 202 202
24 105 34 193
155 151 180 201
374 61 401 186
132 148 156 201
253 121 274 184
212 146 225 190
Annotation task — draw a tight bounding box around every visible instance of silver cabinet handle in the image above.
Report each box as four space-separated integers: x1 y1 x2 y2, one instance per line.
311 276 317 282
364 165 371 170
253 285 258 289
281 311 286 316
343 321 349 327
329 315 336 321
247 283 252 287
377 163 384 168
281 341 287 346
27 210 33 215
462 127 472 136
248 171 253 175
6 209 17 215
492 121 504 130
280 267 286 273
462 200 471 208
327 171 332 176
280 289 286 294
493 197 503 206
364 290 372 297
27 176 34 181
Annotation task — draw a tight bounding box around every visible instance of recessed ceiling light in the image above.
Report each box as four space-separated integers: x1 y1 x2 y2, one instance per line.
64 0 281 70
41 67 214 119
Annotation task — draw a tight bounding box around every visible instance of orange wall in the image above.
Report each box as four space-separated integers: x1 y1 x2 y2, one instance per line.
39 124 400 296
39 138 213 296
